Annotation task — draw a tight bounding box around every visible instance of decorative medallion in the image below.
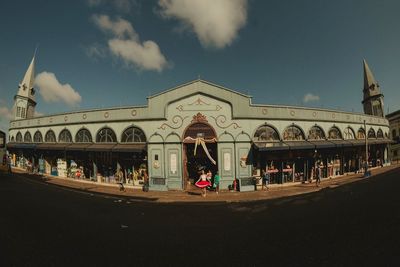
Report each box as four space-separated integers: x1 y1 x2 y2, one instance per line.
290 110 295 116
158 115 188 130
332 113 336 119
262 108 268 115
64 116 68 122
153 160 160 169
210 115 241 129
104 112 109 119
191 112 208 123
131 109 137 117
82 114 87 120
312 112 317 117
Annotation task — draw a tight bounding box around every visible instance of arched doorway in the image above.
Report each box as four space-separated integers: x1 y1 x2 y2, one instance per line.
182 113 218 189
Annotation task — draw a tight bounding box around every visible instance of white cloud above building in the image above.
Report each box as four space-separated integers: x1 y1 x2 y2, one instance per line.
35 72 82 107
158 0 248 49
92 14 169 72
303 93 320 103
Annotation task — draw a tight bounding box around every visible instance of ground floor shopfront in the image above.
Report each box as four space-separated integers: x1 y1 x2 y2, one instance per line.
7 139 389 191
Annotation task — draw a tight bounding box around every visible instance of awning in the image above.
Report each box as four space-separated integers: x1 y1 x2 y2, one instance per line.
368 139 393 145
284 140 315 150
85 143 116 151
349 139 366 146
65 143 92 151
308 140 336 149
327 140 353 148
6 143 36 149
112 143 146 152
36 143 70 150
253 142 289 151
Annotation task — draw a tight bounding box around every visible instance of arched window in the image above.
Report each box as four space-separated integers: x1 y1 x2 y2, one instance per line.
16 132 23 143
357 128 366 139
121 126 146 143
328 127 342 139
75 129 92 143
283 125 305 141
308 126 325 140
368 128 376 139
58 129 72 143
11 136 15 142
45 130 56 143
96 127 117 143
24 132 32 143
34 131 43 143
377 129 384 139
343 127 355 140
253 125 280 141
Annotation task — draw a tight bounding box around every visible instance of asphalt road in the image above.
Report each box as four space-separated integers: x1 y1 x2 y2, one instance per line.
1 168 400 267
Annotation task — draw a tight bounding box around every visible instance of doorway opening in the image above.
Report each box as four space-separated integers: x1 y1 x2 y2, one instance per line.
182 120 218 189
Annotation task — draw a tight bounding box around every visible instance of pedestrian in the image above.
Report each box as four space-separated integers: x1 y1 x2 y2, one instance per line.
116 168 125 191
213 171 220 194
195 170 211 197
261 169 269 190
7 155 12 174
315 164 321 187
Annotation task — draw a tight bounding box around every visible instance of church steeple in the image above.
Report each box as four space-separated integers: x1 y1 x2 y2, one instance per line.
362 59 384 117
12 54 37 120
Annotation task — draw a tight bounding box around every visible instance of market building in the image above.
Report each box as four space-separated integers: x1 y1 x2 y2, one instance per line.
6 56 392 191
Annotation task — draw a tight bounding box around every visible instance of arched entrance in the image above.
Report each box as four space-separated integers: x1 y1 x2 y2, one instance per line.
182 113 218 189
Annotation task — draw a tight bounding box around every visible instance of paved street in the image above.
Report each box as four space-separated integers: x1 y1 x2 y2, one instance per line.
1 167 400 266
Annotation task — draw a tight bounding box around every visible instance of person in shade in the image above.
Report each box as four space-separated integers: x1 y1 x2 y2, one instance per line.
195 170 211 197
213 171 220 194
315 164 321 187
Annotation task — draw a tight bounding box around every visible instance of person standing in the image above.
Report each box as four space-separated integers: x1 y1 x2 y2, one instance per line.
315 165 321 187
213 171 220 194
7 155 12 173
116 168 125 191
261 169 270 190
195 170 211 197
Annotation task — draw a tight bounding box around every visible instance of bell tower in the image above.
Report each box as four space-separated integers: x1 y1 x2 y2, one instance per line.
362 59 384 117
12 55 37 120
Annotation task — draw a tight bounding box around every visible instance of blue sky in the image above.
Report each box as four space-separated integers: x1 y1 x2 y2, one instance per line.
1 0 400 131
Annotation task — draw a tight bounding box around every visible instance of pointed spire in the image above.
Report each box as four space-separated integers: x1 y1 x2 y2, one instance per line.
363 59 377 90
17 55 36 100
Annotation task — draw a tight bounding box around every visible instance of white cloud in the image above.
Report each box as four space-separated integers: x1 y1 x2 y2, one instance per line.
92 14 137 38
108 39 168 72
92 15 169 72
303 93 320 103
158 0 248 49
34 111 45 117
85 43 108 60
35 72 82 107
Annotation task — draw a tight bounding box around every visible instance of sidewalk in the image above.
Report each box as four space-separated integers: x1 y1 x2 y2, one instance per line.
8 164 399 203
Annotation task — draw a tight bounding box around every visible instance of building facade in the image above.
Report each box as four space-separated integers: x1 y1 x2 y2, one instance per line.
387 110 400 163
7 58 392 191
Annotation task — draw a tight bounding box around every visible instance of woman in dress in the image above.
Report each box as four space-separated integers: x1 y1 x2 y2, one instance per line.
195 170 211 197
